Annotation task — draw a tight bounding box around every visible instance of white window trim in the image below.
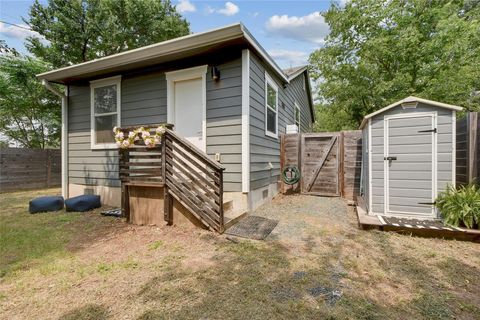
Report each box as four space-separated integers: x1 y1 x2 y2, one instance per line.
294 101 301 128
90 75 121 150
165 65 208 152
264 72 278 139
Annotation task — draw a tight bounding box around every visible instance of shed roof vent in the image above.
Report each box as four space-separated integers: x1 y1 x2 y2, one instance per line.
401 101 418 109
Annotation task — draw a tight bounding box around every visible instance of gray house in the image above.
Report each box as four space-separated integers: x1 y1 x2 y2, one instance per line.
37 23 314 213
360 96 462 219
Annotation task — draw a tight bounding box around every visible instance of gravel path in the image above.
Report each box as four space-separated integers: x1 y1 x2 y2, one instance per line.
252 193 358 244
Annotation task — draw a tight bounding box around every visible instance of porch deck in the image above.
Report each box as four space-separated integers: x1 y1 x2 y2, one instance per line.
118 124 246 233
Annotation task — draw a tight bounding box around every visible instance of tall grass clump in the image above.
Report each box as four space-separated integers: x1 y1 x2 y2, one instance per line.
435 183 480 229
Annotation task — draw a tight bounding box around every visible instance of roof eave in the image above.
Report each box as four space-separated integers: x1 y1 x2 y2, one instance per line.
37 23 291 85
37 23 246 84
285 66 308 80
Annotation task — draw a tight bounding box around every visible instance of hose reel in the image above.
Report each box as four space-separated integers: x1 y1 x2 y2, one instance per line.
282 165 301 185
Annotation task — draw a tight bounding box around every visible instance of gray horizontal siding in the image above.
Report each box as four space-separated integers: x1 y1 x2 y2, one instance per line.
67 54 243 192
369 103 454 214
284 74 313 132
249 53 304 190
68 85 120 188
206 56 242 192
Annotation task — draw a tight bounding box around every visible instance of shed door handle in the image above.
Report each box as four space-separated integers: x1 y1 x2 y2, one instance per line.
384 156 397 161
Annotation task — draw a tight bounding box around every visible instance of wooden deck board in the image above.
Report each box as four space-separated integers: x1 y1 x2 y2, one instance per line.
355 198 480 242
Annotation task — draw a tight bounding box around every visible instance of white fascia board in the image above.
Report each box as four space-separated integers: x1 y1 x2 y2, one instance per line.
37 23 245 82
37 23 291 86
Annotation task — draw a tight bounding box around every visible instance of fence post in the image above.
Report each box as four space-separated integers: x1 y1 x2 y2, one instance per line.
468 112 478 183
339 131 345 198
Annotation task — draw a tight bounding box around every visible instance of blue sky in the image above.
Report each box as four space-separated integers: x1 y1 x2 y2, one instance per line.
0 0 340 68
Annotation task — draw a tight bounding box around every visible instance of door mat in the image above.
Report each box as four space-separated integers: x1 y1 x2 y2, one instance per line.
225 215 278 240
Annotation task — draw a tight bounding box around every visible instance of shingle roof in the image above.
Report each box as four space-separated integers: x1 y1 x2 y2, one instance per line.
282 65 308 79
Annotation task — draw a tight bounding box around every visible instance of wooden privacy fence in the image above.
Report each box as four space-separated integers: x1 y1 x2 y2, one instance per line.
280 131 362 201
0 148 61 192
456 112 479 185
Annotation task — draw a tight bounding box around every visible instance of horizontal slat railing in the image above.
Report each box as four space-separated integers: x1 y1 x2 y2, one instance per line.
163 129 225 233
119 147 163 186
118 124 225 233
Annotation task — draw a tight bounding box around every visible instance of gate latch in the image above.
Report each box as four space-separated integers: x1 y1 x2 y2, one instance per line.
418 128 437 133
384 156 397 161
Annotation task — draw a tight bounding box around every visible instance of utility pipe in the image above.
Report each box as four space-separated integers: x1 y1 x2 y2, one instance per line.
42 80 68 198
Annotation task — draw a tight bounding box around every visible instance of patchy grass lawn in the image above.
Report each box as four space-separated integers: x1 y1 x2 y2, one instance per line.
0 189 479 320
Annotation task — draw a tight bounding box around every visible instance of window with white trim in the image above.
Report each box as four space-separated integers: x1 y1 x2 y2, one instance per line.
295 102 301 128
265 73 278 138
90 76 121 149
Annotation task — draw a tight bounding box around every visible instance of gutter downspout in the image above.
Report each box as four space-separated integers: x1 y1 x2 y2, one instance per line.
42 80 68 199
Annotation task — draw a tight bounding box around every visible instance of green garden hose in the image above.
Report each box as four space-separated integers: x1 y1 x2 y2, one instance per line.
282 165 301 185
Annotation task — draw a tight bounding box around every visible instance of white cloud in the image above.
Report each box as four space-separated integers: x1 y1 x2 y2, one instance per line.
218 2 239 16
265 12 329 44
176 0 196 13
0 22 42 41
206 2 239 16
268 49 308 67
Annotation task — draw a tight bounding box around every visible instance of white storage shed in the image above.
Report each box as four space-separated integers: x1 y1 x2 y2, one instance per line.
360 96 462 219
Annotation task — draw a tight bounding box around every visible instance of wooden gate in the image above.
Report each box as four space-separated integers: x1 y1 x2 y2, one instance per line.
301 133 342 196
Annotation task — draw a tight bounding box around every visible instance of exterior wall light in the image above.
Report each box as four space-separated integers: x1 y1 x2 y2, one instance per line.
211 66 220 81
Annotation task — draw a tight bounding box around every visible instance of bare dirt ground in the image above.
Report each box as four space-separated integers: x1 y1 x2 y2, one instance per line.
1 190 479 320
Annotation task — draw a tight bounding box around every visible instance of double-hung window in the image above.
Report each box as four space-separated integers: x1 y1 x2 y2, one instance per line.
295 102 301 128
265 73 278 138
90 76 121 149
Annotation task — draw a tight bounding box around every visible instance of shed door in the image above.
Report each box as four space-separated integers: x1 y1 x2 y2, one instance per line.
385 113 436 217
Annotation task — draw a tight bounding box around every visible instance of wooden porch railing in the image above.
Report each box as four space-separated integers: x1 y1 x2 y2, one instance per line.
163 129 225 233
118 124 225 233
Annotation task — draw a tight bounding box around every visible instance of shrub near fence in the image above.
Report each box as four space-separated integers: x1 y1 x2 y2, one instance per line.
0 148 61 192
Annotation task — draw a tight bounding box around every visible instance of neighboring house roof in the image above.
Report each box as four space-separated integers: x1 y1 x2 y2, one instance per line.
359 96 463 129
282 65 308 79
282 65 315 122
37 23 289 84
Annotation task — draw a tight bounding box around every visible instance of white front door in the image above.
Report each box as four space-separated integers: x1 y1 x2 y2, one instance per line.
173 78 204 151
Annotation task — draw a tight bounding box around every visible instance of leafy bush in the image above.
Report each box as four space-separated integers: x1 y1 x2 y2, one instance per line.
435 184 480 229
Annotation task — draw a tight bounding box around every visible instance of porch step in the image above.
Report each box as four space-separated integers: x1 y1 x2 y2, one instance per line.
223 199 234 213
224 210 248 230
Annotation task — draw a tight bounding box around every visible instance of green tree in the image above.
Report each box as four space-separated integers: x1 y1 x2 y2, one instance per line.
0 55 61 148
25 0 190 68
0 40 19 56
310 0 480 131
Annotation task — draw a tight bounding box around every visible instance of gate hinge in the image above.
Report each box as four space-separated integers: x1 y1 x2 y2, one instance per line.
418 128 437 133
418 202 436 205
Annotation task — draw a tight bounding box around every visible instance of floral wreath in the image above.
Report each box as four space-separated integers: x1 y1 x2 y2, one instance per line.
113 125 166 149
